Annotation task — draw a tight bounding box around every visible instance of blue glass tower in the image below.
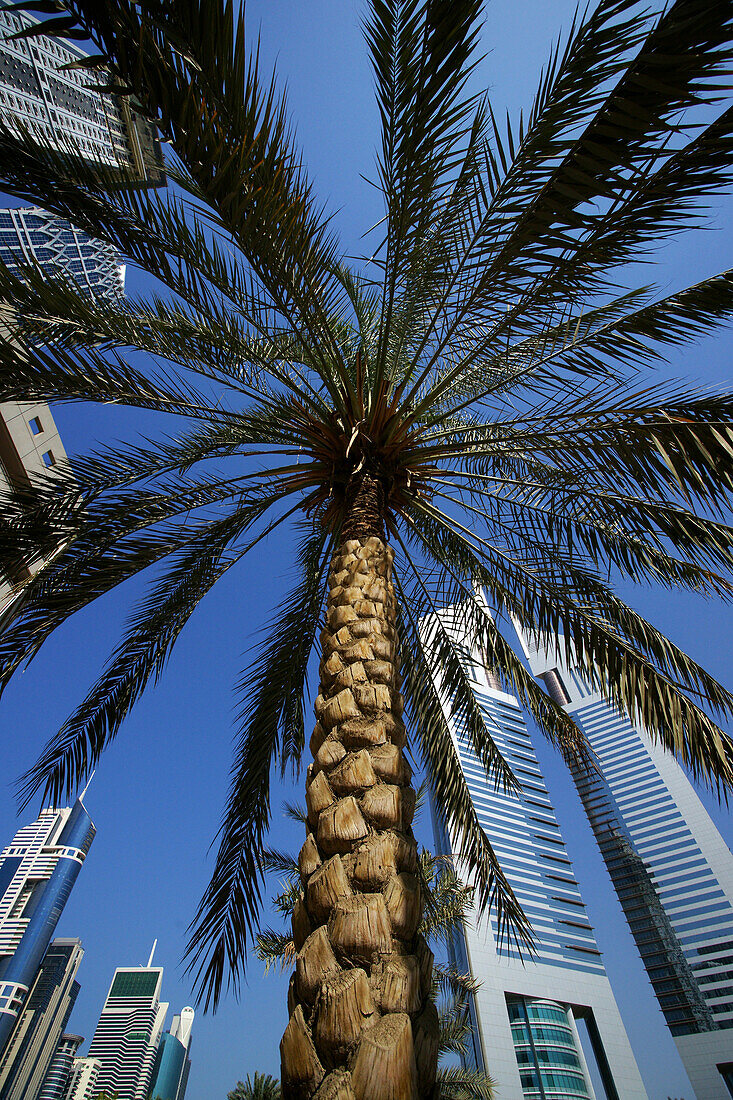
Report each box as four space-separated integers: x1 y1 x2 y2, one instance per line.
519 626 733 1100
424 607 647 1099
0 799 95 1055
149 1008 194 1100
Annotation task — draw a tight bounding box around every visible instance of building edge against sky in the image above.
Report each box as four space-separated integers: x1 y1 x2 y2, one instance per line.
422 606 648 1100
516 622 733 1100
0 797 95 1056
87 954 193 1100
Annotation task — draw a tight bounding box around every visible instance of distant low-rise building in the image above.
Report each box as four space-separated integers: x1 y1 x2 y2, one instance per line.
38 1031 83 1100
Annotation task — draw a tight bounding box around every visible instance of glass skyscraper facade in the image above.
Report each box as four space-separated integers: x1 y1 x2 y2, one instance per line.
424 608 647 1099
0 800 95 1056
519 626 733 1100
149 1007 195 1100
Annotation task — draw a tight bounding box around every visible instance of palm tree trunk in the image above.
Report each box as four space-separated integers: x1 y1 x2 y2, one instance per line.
281 478 438 1100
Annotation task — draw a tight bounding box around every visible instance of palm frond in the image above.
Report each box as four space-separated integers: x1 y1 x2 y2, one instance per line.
438 1065 496 1100
184 524 332 1009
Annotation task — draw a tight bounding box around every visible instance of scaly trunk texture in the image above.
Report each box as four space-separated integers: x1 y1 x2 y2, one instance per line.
280 527 438 1100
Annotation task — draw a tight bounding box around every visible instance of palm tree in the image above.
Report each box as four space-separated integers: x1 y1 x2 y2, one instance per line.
1 1 733 1097
228 1072 282 1100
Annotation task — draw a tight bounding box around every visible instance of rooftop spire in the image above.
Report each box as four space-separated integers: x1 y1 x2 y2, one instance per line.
79 770 95 804
147 939 157 968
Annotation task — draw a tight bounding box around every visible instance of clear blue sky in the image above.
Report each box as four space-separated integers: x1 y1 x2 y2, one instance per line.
1 2 733 1098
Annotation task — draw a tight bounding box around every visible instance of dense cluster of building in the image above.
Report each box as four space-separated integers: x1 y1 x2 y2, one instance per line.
0 7 195 1100
0 794 194 1100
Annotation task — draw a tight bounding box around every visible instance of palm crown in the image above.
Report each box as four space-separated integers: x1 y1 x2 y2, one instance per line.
1 0 733 1046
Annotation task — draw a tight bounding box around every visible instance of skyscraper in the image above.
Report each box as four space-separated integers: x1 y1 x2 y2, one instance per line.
0 7 164 185
87 959 169 1100
0 801 95 1056
0 207 126 301
149 1007 194 1100
519 626 733 1100
0 938 82 1099
424 608 648 1099
38 1032 83 1100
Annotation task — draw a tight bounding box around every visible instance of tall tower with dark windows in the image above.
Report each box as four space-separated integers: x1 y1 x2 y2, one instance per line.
518 626 733 1100
0 801 95 1057
0 939 83 1099
423 607 647 1100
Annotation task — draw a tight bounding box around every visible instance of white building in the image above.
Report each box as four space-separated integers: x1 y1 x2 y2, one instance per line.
87 962 169 1100
518 626 733 1100
0 7 164 184
424 608 648 1099
61 1054 103 1100
0 207 126 300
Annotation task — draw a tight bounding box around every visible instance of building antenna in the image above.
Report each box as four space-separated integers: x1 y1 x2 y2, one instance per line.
147 939 157 968
79 770 95 804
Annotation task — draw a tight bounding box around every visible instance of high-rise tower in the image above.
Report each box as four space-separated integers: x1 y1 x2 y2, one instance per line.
87 959 169 1100
149 1007 194 1100
0 7 164 185
0 801 95 1056
38 1032 83 1100
424 608 648 1099
0 938 82 1099
519 626 733 1100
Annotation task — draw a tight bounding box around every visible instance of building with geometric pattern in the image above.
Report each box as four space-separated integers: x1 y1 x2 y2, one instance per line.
518 626 733 1100
0 206 125 301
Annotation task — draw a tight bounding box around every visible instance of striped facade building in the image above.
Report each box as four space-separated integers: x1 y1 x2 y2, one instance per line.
87 966 169 1100
519 627 733 1099
424 609 647 1100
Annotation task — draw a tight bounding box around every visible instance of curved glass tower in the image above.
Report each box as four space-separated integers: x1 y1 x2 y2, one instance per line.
0 800 95 1055
149 1008 194 1100
518 625 733 1100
